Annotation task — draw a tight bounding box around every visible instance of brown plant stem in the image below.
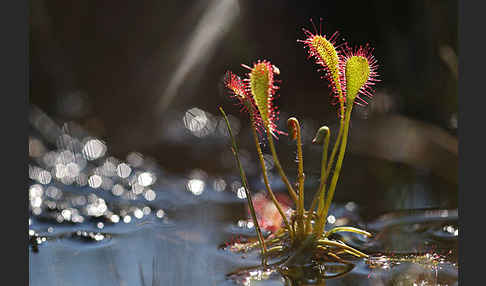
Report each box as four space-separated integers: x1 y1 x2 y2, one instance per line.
288 118 306 239
265 125 299 207
250 116 294 241
219 107 267 265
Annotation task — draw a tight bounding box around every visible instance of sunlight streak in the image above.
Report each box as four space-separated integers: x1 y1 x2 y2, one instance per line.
157 0 239 112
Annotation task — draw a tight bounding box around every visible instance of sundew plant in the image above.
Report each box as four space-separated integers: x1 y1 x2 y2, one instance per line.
219 21 379 278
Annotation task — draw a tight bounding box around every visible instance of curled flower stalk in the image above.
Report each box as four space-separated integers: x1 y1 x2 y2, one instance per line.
220 19 379 283
307 126 330 231
287 117 305 239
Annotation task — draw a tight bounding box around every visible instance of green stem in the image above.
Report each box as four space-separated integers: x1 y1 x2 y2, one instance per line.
307 126 330 232
313 118 344 237
316 238 368 258
321 92 346 185
313 186 328 237
324 226 372 238
219 107 267 265
320 104 354 229
265 125 299 209
313 88 346 237
325 120 344 182
323 91 346 180
251 117 294 241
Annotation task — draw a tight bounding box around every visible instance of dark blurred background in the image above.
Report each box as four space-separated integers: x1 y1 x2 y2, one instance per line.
30 0 458 217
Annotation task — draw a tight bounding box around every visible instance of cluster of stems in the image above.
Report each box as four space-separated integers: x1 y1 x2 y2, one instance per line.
220 22 378 276
220 94 371 265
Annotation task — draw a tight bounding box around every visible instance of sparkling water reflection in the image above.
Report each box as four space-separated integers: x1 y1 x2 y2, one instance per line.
29 107 458 286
